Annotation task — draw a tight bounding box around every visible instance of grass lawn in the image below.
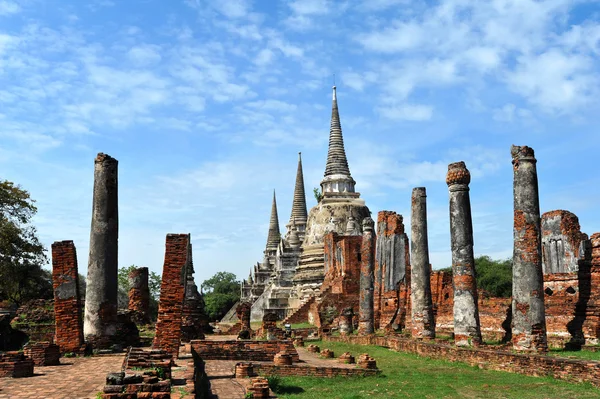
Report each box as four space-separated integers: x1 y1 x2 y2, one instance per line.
270 340 600 399
549 348 600 361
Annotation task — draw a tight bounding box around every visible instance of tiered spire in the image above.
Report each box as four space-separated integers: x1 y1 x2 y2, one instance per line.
320 86 356 195
324 86 352 177
289 152 308 227
265 190 281 252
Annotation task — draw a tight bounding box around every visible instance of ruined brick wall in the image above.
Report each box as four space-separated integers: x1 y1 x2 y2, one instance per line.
315 233 362 329
11 299 55 344
0 352 34 378
190 340 299 362
542 210 588 274
51 240 84 354
581 233 600 344
23 341 60 366
374 211 409 331
430 270 454 336
153 234 190 358
181 243 209 341
325 335 600 387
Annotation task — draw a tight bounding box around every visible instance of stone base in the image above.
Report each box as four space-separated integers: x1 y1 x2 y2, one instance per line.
23 342 61 366
0 352 34 378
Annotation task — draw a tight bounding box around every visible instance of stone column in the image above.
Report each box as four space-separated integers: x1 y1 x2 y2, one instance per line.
410 187 435 339
446 162 482 346
511 145 548 352
51 240 84 354
84 153 119 346
339 307 354 335
358 217 375 335
128 267 150 325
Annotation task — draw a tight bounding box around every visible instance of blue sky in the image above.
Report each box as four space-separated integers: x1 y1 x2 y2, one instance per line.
1 0 599 286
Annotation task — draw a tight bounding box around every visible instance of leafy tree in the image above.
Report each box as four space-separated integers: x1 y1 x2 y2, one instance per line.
117 265 161 320
202 271 240 321
313 187 323 203
0 180 52 307
475 256 512 298
436 256 512 298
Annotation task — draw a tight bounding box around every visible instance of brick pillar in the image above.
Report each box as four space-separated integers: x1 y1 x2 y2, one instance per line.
358 217 375 335
128 267 150 325
236 302 252 332
511 145 548 352
84 153 119 347
410 187 435 339
153 234 190 357
447 162 482 347
51 240 84 354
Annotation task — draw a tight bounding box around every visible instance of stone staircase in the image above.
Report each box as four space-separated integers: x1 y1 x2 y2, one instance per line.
282 297 315 325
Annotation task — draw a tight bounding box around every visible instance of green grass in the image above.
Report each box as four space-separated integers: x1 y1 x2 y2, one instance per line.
270 340 600 399
548 348 600 361
277 322 316 329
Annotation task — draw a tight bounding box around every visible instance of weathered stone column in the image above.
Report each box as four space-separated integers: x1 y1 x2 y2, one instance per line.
511 145 548 352
339 307 354 336
358 217 375 335
446 162 482 346
84 153 119 346
410 187 435 339
128 267 150 325
51 240 84 354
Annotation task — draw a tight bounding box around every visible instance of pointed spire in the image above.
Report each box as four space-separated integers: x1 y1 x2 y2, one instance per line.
265 190 281 252
324 86 352 177
289 152 308 227
321 86 357 196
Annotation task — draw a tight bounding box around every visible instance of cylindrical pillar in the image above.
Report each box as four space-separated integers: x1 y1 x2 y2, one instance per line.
358 217 375 335
128 267 150 325
511 145 547 352
410 187 435 339
447 162 482 346
84 153 119 344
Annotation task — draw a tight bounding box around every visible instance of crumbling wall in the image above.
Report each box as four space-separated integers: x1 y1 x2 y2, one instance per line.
153 234 190 358
374 211 409 331
542 210 588 274
51 240 84 354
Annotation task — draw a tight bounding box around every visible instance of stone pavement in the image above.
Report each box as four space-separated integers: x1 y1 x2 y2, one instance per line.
0 354 124 399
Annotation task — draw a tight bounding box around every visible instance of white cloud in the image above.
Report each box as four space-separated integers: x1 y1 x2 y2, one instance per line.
377 104 433 121
127 45 162 65
289 0 331 15
0 0 19 15
254 48 274 66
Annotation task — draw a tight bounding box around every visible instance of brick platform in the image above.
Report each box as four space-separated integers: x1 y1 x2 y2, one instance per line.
0 354 124 398
23 341 60 366
0 352 34 378
190 340 299 362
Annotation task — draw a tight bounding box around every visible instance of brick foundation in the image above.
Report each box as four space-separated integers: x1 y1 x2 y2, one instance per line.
0 352 34 378
252 363 381 378
190 340 299 362
128 267 150 325
23 341 60 366
51 240 85 354
325 335 600 386
153 234 190 358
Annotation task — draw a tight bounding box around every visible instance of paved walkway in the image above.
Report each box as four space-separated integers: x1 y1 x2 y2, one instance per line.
0 354 124 399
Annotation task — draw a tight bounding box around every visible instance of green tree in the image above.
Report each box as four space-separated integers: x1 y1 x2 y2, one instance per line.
117 265 161 321
436 256 512 298
202 271 240 321
313 187 323 203
0 180 52 307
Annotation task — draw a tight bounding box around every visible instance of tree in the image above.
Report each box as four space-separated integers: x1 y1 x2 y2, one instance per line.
313 187 322 203
436 256 512 298
117 265 161 320
0 180 52 307
202 271 240 321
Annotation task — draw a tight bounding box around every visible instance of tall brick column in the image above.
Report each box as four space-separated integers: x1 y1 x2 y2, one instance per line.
358 217 375 335
51 240 84 354
511 145 548 352
410 187 435 339
153 234 190 357
446 162 482 347
84 153 119 347
128 267 150 325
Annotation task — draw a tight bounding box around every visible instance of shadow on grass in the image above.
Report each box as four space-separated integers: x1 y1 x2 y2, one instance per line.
268 376 305 395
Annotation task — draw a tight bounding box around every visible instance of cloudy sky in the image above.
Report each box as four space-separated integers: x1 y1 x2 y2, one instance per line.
1 0 599 286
